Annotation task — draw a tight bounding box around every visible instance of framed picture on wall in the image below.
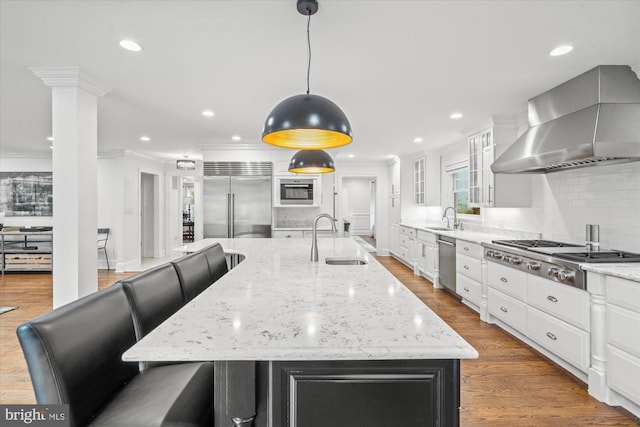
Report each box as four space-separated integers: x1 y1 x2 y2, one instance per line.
0 172 53 216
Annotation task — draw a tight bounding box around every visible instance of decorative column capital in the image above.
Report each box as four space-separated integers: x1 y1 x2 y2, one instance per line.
29 66 111 97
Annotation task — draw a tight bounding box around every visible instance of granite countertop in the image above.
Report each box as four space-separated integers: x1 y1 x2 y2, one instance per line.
124 238 478 362
581 264 640 282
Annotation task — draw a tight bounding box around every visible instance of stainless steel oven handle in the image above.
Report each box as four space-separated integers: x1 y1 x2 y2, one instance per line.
436 239 455 247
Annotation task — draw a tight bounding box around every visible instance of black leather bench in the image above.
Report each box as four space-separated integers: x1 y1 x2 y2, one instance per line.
16 242 230 427
17 285 213 427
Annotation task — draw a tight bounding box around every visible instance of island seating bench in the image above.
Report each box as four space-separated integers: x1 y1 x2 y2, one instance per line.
16 243 228 427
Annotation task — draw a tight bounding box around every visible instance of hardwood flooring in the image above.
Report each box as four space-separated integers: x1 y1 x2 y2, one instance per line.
1 259 638 425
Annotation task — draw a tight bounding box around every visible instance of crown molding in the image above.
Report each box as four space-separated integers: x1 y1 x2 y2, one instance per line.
29 66 111 97
0 151 52 159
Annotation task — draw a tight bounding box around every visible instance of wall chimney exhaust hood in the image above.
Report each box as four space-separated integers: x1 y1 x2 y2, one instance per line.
492 65 640 173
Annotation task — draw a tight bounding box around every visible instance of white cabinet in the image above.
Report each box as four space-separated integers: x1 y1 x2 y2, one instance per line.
389 224 400 255
415 230 436 281
413 156 440 206
389 160 400 195
467 117 531 207
272 230 304 238
486 259 591 376
398 226 416 265
414 157 425 204
604 275 640 411
389 196 400 225
456 241 483 310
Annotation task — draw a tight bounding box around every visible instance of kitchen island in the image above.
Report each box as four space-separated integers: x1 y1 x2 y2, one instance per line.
123 238 478 426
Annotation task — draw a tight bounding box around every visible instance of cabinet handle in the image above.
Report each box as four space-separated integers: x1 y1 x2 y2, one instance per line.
500 306 508 313
464 247 469 251
500 277 508 283
546 332 557 341
392 198 394 208
547 295 558 303
286 234 291 238
392 184 395 194
488 185 493 204
464 287 470 292
464 265 469 270
421 244 425 257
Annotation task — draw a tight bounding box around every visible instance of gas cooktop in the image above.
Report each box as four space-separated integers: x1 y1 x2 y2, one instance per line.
491 240 640 264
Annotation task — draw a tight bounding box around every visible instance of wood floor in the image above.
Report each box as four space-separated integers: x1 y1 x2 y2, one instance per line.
1 259 638 426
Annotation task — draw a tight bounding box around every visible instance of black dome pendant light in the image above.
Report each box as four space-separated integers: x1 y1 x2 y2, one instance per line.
262 0 352 152
288 149 335 174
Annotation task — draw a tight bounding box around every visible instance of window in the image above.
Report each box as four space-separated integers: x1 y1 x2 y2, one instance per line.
453 169 480 215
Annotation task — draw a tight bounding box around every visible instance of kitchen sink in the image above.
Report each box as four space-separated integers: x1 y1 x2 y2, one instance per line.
325 257 368 266
423 227 450 231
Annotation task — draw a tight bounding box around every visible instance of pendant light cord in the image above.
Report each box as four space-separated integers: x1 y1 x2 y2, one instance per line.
306 11 311 95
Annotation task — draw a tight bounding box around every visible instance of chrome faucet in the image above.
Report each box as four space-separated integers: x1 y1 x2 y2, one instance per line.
442 206 462 230
311 213 337 262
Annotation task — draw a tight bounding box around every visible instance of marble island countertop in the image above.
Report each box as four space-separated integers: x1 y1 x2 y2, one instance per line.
581 264 640 282
124 238 478 362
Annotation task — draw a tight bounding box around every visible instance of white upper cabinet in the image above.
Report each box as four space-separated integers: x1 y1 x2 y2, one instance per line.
414 157 425 204
413 155 440 206
467 116 531 207
389 160 400 195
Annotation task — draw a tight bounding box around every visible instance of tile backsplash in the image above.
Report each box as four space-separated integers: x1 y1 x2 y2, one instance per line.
536 161 640 252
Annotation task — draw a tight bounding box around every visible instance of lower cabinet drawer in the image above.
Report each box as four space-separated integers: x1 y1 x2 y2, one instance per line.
527 275 590 331
488 288 526 333
526 306 590 372
608 304 640 358
456 253 481 282
456 274 481 306
487 262 526 301
607 345 640 405
399 245 410 261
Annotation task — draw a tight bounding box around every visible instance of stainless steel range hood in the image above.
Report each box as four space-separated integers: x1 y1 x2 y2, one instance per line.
491 65 640 173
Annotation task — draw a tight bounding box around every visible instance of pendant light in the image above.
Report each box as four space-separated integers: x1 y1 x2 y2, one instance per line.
288 149 335 174
262 0 352 151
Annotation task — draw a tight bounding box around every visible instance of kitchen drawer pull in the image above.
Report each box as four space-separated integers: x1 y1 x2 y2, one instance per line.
547 295 558 303
500 277 508 283
464 265 469 270
546 332 557 341
500 306 508 313
464 287 470 292
464 246 469 251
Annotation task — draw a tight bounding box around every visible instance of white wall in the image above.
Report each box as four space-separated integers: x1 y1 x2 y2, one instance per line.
97 157 124 269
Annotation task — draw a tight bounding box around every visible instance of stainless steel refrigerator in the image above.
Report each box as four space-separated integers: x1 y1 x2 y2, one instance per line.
203 162 272 238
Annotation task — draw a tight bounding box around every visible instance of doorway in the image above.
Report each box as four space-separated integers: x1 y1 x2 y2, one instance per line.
140 172 156 258
182 178 195 243
340 177 377 248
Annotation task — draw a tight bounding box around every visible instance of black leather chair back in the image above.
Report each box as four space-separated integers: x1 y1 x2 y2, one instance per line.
118 263 185 339
16 286 138 427
201 243 228 284
172 252 212 301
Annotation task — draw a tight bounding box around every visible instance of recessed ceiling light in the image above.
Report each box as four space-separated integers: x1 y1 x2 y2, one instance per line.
202 110 214 117
46 136 53 141
231 135 241 141
140 136 151 142
550 45 573 56
413 137 423 143
348 154 355 158
119 39 142 52
450 112 463 119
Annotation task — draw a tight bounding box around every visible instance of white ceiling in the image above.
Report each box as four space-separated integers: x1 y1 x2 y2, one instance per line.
1 0 639 162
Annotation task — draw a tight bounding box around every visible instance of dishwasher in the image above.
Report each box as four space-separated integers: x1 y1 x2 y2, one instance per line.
437 235 457 295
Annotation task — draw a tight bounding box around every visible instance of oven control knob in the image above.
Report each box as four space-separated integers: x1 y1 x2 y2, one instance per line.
493 253 503 260
526 262 541 271
503 255 512 263
558 270 575 282
509 257 522 265
548 268 559 278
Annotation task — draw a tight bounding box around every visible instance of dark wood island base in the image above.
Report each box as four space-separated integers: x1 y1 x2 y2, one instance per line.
216 359 460 427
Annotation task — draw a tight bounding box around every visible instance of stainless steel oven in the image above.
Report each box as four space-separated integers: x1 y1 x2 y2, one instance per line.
279 179 314 205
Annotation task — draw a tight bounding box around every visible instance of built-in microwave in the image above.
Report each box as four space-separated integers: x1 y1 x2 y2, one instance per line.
280 179 314 205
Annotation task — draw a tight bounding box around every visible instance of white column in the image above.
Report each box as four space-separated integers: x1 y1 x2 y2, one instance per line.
30 67 110 308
